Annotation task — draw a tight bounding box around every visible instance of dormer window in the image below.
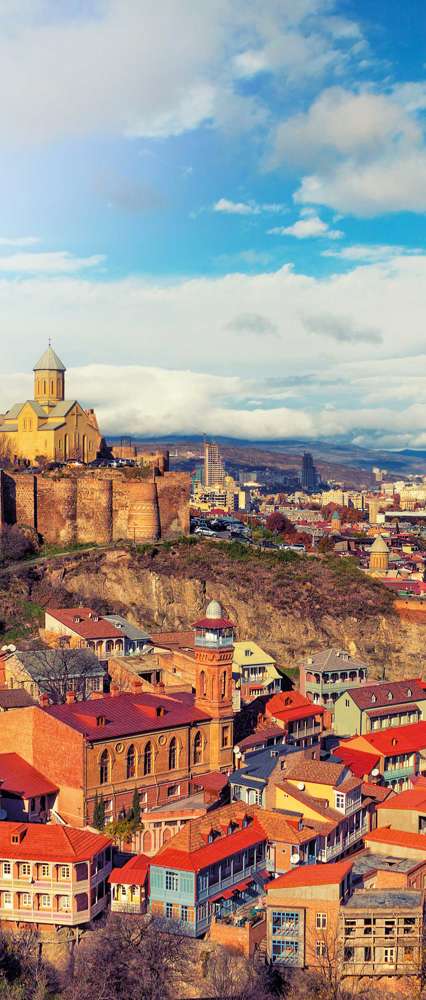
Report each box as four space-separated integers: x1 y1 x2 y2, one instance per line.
407 688 412 697
371 694 377 703
156 706 166 717
227 822 238 835
245 649 253 656
208 829 220 843
96 715 106 727
387 691 393 701
73 616 82 624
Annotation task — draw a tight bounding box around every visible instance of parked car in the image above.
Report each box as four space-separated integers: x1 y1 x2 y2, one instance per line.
194 527 216 537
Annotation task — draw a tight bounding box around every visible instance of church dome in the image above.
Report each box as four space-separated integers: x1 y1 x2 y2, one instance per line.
33 345 66 372
205 599 223 620
370 535 389 552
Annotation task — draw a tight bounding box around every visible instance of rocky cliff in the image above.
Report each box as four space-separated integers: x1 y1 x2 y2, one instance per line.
1 540 425 681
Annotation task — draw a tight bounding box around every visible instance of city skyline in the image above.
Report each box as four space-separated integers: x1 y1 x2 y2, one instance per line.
0 2 425 448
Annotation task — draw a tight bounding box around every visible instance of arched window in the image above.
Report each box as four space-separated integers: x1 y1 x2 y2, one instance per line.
169 737 177 770
99 750 109 785
199 670 206 697
43 380 46 394
193 731 202 765
220 671 227 699
126 744 136 779
105 640 113 653
144 741 152 775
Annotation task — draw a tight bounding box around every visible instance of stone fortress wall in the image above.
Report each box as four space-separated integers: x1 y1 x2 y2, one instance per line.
0 468 190 544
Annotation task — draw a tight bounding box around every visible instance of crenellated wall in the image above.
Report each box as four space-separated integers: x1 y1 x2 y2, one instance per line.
0 468 190 545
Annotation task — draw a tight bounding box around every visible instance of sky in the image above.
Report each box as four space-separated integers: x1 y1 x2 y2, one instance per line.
1 0 426 449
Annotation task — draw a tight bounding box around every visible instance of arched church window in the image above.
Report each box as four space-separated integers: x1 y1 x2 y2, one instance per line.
99 750 109 785
220 671 227 699
199 670 206 697
126 744 136 779
193 731 202 765
144 742 152 775
169 737 177 770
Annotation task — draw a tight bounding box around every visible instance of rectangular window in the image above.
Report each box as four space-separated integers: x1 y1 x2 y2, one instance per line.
316 912 327 929
40 894 51 908
271 940 299 963
59 866 70 880
165 902 173 919
316 941 327 958
344 947 354 962
272 910 299 934
2 862 11 879
2 892 12 909
221 726 231 748
404 946 414 962
20 863 31 878
40 864 50 878
165 871 178 892
364 946 372 962
59 896 70 911
121 886 127 897
181 905 189 922
335 792 345 810
167 785 180 798
21 893 31 908
384 948 395 964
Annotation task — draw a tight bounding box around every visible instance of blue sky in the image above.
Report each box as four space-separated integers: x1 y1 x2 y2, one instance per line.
1 0 426 448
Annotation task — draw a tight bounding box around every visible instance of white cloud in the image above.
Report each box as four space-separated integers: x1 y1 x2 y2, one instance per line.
0 2 364 144
0 251 105 274
270 85 426 215
213 198 285 215
269 212 343 239
0 236 40 247
322 244 421 262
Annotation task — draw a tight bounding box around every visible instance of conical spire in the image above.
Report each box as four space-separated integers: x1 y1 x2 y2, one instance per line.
33 345 66 372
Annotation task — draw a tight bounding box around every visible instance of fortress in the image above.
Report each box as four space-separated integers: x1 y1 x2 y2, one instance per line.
0 347 190 544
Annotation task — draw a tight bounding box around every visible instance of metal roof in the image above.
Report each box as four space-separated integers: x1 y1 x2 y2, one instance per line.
103 615 150 642
33 346 66 372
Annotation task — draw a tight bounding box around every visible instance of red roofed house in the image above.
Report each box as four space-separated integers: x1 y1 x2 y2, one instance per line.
109 854 150 914
265 690 324 748
0 753 58 823
376 785 426 836
266 859 423 986
0 821 112 929
340 721 426 792
0 601 236 829
43 607 149 660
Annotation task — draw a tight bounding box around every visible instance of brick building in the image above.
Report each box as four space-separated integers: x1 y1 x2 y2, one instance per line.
0 822 112 929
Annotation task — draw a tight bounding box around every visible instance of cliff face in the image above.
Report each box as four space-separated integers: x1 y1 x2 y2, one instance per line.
5 542 424 682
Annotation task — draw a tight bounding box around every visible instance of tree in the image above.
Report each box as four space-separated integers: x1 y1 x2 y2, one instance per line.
0 525 36 564
129 788 141 827
93 793 105 831
63 913 196 1000
265 513 293 535
21 646 102 704
204 948 287 999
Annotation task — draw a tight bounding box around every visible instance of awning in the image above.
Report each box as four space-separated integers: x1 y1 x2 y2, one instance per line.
209 876 255 903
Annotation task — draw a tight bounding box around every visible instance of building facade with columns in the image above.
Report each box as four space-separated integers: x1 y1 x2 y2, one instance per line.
0 346 101 464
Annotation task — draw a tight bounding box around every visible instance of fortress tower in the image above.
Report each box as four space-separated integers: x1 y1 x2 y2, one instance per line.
193 600 234 770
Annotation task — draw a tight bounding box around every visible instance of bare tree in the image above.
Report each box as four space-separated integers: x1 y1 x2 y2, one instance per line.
204 948 286 999
15 646 103 704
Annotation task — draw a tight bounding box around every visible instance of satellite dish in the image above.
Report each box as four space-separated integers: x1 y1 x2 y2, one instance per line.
371 768 380 777
1 646 7 652
8 645 16 653
297 781 305 791
290 853 300 865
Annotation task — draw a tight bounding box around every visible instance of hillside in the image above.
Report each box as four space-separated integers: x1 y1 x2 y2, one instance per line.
0 539 424 680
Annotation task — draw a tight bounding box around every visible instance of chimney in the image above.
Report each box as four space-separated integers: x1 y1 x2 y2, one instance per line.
66 691 76 704
89 691 104 700
39 693 49 708
110 684 120 698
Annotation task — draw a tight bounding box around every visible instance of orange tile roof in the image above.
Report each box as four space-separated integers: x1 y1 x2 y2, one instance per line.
266 690 324 724
266 859 353 890
334 745 381 778
378 787 426 812
357 721 426 755
46 607 121 640
365 827 426 853
154 819 266 873
0 822 111 862
0 753 58 798
109 853 150 886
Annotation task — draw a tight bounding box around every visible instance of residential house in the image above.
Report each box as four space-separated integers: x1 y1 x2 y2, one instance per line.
300 648 368 709
376 786 426 836
232 641 282 708
109 854 150 914
365 827 426 862
339 721 426 791
44 607 150 659
0 753 58 823
230 744 302 808
265 690 324 748
149 802 319 937
333 679 426 737
0 690 36 711
0 822 112 929
2 648 105 701
266 860 423 987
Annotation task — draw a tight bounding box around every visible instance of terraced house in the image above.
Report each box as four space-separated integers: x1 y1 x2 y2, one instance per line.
340 721 426 792
333 678 426 737
0 822 111 929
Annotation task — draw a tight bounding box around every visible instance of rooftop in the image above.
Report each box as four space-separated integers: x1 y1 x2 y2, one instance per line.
0 754 58 798
14 647 104 681
357 720 426 755
44 690 211 740
344 889 422 910
378 787 426 813
352 852 421 878
267 859 353 890
334 745 381 778
345 678 425 711
33 346 66 372
103 615 150 642
365 827 426 853
266 690 324 724
46 607 122 640
109 853 150 886
232 641 275 667
303 648 367 673
0 822 110 862
0 690 36 711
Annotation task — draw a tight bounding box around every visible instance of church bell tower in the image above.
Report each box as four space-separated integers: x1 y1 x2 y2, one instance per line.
193 600 234 770
33 345 66 409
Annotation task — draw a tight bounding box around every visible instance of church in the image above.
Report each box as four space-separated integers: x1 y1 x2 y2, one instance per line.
0 346 101 464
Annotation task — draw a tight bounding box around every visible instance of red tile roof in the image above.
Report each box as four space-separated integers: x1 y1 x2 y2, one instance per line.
365 827 426 853
192 772 228 793
348 678 425 710
46 607 121 640
152 818 266 873
334 745 381 778
377 787 426 812
0 822 111 862
108 853 150 886
266 690 324 724
357 721 426 755
149 631 195 651
45 690 211 740
266 859 353 890
0 754 58 798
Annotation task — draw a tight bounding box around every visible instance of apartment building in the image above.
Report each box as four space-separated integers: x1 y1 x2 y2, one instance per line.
232 642 282 705
376 785 426 835
266 861 423 986
333 679 426 737
0 822 112 929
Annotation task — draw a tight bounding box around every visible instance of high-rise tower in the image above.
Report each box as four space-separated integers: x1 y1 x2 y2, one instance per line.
193 599 234 770
204 441 225 486
301 452 318 492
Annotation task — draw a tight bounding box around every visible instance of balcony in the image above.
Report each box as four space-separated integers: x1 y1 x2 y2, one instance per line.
383 764 414 783
197 861 263 902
